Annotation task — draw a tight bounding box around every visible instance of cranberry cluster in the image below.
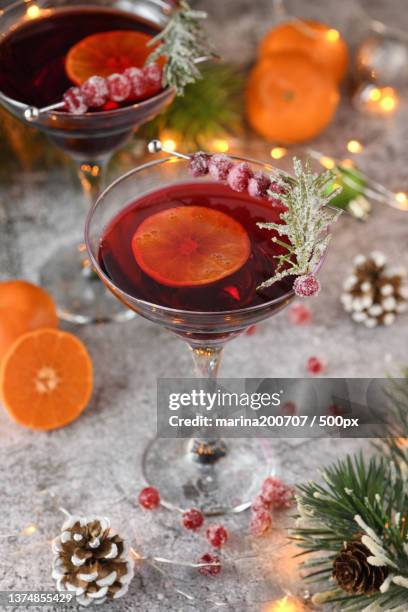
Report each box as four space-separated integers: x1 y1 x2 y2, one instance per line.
63 63 162 114
250 476 294 537
188 152 285 205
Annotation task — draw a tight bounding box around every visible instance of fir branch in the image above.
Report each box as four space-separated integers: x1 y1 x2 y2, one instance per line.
146 0 213 95
293 454 408 610
257 158 342 290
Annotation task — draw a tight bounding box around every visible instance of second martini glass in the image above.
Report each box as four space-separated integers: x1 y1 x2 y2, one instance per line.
0 0 176 323
85 152 319 515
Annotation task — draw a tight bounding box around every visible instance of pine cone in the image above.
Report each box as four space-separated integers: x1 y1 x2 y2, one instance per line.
333 539 388 595
52 515 134 606
341 251 408 328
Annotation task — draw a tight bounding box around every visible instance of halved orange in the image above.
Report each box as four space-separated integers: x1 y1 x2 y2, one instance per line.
0 329 93 431
65 30 154 85
132 206 251 287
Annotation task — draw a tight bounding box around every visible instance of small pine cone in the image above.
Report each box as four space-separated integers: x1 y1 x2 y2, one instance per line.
333 539 388 595
52 515 134 606
341 251 407 328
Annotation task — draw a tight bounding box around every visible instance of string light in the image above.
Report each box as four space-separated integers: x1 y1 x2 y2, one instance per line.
355 84 399 115
271 147 287 160
162 138 176 152
26 4 40 18
326 28 340 43
21 524 37 535
264 595 305 612
380 89 397 113
212 138 229 153
319 155 335 170
341 158 354 168
347 140 363 154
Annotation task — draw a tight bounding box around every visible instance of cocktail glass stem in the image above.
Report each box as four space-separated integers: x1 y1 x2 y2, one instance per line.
188 345 227 465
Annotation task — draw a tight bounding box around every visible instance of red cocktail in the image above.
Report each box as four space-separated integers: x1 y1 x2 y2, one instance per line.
0 0 176 323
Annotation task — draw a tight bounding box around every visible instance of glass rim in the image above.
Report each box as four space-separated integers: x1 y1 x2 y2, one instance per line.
84 154 297 318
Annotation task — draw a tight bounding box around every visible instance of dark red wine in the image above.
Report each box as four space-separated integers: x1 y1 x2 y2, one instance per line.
0 7 158 107
99 181 294 312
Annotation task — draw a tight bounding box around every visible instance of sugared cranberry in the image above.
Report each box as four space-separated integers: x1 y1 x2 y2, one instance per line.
189 152 210 177
281 401 297 416
182 508 204 531
206 524 228 548
250 510 272 536
139 486 160 509
262 477 293 510
248 171 271 199
208 154 233 181
80 76 108 107
227 162 253 192
293 274 321 298
288 303 312 325
198 553 222 576
144 62 162 89
63 87 88 114
252 494 271 513
123 67 147 100
106 73 131 102
306 356 326 376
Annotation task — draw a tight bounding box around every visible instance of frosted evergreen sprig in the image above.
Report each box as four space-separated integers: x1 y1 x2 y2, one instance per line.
257 158 342 290
146 0 214 95
292 454 408 610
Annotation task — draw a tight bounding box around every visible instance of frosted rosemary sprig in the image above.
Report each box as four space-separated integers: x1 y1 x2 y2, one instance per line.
146 0 213 96
257 158 342 291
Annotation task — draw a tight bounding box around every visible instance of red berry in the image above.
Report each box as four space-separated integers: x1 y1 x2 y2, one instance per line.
262 477 293 510
250 510 272 536
248 171 271 199
208 154 233 181
306 356 325 376
80 76 108 107
245 324 258 335
144 62 162 89
252 494 271 513
227 162 253 192
293 274 321 298
106 73 131 102
206 524 228 548
198 553 222 576
288 303 312 326
189 152 210 177
139 486 160 509
281 401 296 416
182 508 204 531
63 87 88 114
123 67 147 100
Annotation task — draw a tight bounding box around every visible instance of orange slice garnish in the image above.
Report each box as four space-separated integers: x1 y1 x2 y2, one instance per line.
65 30 154 85
132 206 251 287
0 329 93 431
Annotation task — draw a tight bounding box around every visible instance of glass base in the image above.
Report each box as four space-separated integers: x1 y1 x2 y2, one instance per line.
142 437 275 515
40 240 135 325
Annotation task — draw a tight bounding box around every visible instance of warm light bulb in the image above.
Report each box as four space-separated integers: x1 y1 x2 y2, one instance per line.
264 595 304 612
212 138 229 153
341 158 354 168
369 87 382 102
320 156 335 170
22 524 37 535
347 140 363 154
271 147 287 160
326 28 340 43
162 138 176 152
380 95 396 112
26 4 40 18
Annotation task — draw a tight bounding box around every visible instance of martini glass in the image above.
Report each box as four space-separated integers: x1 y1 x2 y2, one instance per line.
0 0 176 323
85 154 305 515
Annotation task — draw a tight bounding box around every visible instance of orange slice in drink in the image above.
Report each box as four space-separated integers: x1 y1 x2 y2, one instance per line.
132 206 251 287
65 30 154 85
0 329 93 431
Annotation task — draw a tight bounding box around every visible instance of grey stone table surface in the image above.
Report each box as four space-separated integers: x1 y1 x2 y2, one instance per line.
1 1 408 611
